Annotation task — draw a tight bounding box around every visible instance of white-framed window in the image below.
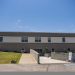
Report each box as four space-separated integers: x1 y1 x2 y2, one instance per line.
35 37 41 42
21 36 28 42
62 37 65 42
48 37 51 42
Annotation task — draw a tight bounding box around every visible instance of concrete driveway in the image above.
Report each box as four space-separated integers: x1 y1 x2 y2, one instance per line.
40 57 70 64
19 54 37 64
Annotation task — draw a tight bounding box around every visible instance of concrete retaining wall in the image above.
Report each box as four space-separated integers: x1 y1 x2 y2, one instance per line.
30 49 40 64
51 52 69 61
72 53 75 62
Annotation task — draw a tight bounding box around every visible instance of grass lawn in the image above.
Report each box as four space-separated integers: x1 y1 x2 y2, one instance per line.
0 52 22 64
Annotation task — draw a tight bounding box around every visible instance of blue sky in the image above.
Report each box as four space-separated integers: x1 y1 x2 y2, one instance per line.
0 0 75 32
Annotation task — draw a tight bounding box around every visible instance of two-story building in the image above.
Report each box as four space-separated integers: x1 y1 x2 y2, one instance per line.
0 32 75 53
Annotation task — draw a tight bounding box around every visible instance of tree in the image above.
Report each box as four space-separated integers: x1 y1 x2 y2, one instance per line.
42 47 48 55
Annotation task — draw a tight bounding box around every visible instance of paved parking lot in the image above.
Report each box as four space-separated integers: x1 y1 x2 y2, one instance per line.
0 63 75 72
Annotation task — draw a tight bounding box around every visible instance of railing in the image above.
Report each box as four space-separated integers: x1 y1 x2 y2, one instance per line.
30 49 40 64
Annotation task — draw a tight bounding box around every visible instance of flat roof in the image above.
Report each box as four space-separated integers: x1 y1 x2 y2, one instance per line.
0 32 75 37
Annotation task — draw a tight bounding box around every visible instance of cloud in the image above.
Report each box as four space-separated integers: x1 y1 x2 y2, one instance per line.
15 22 40 32
16 19 21 25
1 19 42 32
14 20 35 31
15 19 36 31
17 19 21 22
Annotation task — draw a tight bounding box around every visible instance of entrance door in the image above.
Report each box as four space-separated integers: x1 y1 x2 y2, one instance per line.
21 48 26 53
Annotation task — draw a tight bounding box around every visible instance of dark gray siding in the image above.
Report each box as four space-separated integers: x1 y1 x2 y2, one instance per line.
0 43 75 52
0 32 75 37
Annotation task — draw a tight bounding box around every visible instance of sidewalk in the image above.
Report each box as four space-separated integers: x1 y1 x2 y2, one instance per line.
19 54 37 64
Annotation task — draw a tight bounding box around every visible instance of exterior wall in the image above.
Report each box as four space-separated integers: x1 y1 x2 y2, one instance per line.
65 37 75 43
3 36 21 43
0 43 30 52
51 37 62 43
72 53 75 62
41 37 48 43
51 52 69 61
0 43 75 53
2 36 75 43
28 37 35 43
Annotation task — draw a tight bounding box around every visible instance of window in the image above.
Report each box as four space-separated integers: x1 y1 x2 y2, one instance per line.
62 37 65 42
35 37 41 42
21 36 28 42
48 37 51 42
0 37 3 42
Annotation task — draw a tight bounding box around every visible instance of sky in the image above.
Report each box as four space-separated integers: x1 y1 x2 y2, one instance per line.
0 0 75 32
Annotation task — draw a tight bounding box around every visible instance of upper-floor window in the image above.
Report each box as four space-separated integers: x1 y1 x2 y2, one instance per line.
48 37 51 42
21 36 28 42
35 37 41 42
0 37 3 42
62 37 65 42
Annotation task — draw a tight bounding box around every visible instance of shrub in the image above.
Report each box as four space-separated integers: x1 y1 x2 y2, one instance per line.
14 51 17 52
43 47 48 53
4 50 8 52
11 60 16 64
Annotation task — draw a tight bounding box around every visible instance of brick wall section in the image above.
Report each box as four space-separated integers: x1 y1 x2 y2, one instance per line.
30 49 40 64
51 52 69 61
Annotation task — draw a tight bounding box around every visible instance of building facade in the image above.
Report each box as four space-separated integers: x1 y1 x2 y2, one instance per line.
0 32 75 53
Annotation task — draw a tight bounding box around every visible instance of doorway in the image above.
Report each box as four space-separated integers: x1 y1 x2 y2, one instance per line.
21 48 26 53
